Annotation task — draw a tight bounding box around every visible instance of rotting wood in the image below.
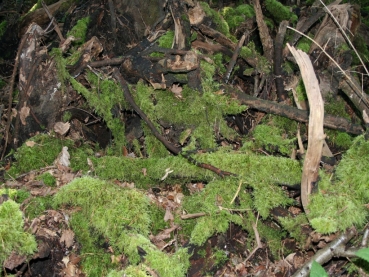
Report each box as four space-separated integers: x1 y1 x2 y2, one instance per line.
288 44 325 212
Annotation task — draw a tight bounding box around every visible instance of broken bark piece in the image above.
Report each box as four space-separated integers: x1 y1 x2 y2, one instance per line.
288 44 324 212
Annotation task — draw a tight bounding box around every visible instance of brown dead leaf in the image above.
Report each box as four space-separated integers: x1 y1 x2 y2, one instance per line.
54 121 71 136
20 102 30 125
60 229 75 248
170 84 183 99
69 253 81 265
62 255 70 267
64 262 77 277
26 140 36 147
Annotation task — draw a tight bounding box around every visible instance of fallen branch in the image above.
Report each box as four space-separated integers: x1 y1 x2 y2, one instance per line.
231 89 363 135
292 227 357 277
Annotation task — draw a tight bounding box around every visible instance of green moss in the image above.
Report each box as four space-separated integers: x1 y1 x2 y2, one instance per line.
66 17 90 45
25 196 53 219
134 79 245 151
0 21 7 39
69 74 127 153
62 111 72 122
296 36 313 53
221 5 255 31
309 136 369 233
0 188 30 204
70 212 115 276
37 172 56 187
279 214 309 246
326 130 354 149
199 2 230 37
158 30 174 48
0 200 37 267
251 124 296 156
325 95 350 119
265 0 298 24
6 134 67 177
212 247 228 266
6 134 95 177
53 177 190 276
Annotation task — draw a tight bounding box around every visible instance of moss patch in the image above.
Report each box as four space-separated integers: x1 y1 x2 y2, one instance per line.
308 135 369 233
53 177 190 276
0 200 37 268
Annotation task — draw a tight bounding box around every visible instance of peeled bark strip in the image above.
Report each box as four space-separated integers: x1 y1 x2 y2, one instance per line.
287 44 325 212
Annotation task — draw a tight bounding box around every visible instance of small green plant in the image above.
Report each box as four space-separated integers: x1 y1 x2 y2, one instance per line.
310 261 329 277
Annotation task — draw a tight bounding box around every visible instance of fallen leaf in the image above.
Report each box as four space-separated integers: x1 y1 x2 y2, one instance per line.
26 141 36 147
54 122 71 136
170 84 183 99
20 102 30 125
60 229 75 248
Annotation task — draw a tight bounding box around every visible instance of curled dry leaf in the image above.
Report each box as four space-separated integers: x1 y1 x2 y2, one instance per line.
54 121 71 136
170 84 183 99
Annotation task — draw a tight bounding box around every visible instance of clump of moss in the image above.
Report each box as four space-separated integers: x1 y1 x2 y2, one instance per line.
6 134 94 178
326 130 354 149
325 95 350 119
25 196 53 219
53 177 190 276
158 30 174 48
0 20 7 39
69 72 127 153
37 172 56 187
66 17 90 45
221 4 255 31
134 78 246 150
251 124 296 156
296 36 313 53
0 200 37 267
308 135 369 233
0 188 30 204
199 2 231 37
265 0 298 24
6 134 67 177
